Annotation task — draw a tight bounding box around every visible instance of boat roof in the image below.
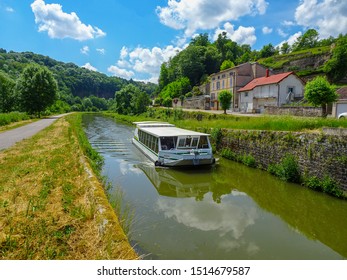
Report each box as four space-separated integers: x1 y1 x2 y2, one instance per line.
134 121 175 128
138 125 210 137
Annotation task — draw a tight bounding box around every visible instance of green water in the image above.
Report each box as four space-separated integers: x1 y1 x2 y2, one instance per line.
83 115 347 260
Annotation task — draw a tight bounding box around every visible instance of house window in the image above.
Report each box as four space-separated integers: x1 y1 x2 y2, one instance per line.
245 92 248 97
217 81 220 90
222 80 225 89
211 93 216 100
287 87 295 94
222 74 226 78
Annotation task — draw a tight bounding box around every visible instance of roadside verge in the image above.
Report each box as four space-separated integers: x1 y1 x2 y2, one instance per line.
0 114 137 259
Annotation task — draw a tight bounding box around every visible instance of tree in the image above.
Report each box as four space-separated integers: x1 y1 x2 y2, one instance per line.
114 84 150 115
220 60 235 71
304 76 338 117
324 35 347 83
260 43 276 58
16 64 58 117
132 91 151 114
114 84 135 114
0 72 16 112
218 90 233 114
292 29 319 51
280 42 291 54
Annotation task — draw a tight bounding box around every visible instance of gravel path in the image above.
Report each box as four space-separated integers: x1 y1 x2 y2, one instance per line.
0 114 69 151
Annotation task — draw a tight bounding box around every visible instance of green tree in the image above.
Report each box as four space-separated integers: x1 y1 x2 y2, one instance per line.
220 60 235 71
304 76 338 117
132 91 151 114
160 77 191 100
218 90 233 114
280 42 291 54
260 43 276 58
114 84 150 115
324 35 347 83
0 72 16 112
114 85 135 114
292 29 319 51
16 64 58 117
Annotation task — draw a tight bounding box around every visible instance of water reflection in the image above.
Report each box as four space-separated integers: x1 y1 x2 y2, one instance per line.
83 115 347 260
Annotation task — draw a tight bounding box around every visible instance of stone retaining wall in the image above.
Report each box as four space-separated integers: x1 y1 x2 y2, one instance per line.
221 129 347 191
264 106 322 117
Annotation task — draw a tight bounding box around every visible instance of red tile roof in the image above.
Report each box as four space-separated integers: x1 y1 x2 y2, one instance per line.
238 72 294 92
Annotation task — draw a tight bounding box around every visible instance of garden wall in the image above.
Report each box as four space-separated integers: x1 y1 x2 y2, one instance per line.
220 129 347 191
264 106 322 117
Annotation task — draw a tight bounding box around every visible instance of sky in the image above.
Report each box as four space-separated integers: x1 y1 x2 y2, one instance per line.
0 0 346 84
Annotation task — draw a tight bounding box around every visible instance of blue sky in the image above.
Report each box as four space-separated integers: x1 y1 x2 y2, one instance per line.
1 0 346 83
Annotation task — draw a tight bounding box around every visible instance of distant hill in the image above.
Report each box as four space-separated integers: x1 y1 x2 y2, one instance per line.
0 49 158 99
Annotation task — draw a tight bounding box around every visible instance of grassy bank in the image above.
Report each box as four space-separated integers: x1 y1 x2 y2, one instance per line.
104 108 347 132
0 113 137 259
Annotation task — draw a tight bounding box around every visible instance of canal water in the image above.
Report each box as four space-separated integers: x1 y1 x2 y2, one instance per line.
83 115 347 260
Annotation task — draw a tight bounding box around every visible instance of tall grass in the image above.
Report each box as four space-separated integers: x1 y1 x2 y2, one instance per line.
0 112 31 126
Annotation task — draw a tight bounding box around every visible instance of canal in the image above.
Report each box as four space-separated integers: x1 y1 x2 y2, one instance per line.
83 115 347 260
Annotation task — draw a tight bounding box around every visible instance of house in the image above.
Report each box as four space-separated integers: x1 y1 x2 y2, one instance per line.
237 71 305 113
209 62 269 111
332 87 347 117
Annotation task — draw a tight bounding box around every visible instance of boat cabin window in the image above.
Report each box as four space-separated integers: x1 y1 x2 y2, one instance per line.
160 137 177 150
198 136 209 149
177 136 199 149
139 130 159 153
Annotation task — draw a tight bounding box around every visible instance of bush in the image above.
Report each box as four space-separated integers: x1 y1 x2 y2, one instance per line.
303 175 343 198
268 154 301 183
242 154 256 168
0 112 30 126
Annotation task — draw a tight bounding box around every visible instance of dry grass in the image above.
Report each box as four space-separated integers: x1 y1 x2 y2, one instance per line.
0 117 137 259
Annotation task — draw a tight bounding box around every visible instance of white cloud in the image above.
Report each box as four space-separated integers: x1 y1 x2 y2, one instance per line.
82 63 97 72
295 0 347 38
277 31 302 49
6 7 15 13
156 0 268 36
80 46 89 55
156 192 258 239
109 45 181 83
96 48 105 55
120 46 128 59
262 26 273 34
282 20 295 27
31 0 106 41
213 22 257 46
108 65 135 80
277 28 288 38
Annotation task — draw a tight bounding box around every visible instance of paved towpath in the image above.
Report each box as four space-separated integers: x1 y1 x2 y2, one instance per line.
0 114 69 151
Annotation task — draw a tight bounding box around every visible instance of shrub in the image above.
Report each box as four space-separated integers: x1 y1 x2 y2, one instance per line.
268 154 301 183
302 175 344 198
241 154 256 168
210 128 222 151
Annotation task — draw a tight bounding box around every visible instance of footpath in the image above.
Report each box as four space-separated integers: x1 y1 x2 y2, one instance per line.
0 114 69 151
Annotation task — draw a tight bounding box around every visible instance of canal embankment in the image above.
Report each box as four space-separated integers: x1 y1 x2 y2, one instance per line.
0 113 137 259
218 129 347 196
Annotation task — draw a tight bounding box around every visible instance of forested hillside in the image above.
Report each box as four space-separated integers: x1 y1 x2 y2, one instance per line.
0 48 157 99
0 48 158 115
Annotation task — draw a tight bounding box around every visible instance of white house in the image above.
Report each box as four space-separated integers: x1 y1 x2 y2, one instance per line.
238 71 305 113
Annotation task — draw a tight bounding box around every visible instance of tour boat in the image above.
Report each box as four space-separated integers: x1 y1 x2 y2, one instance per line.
132 121 215 167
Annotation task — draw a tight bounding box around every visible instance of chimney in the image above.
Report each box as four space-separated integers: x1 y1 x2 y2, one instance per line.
266 69 270 77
